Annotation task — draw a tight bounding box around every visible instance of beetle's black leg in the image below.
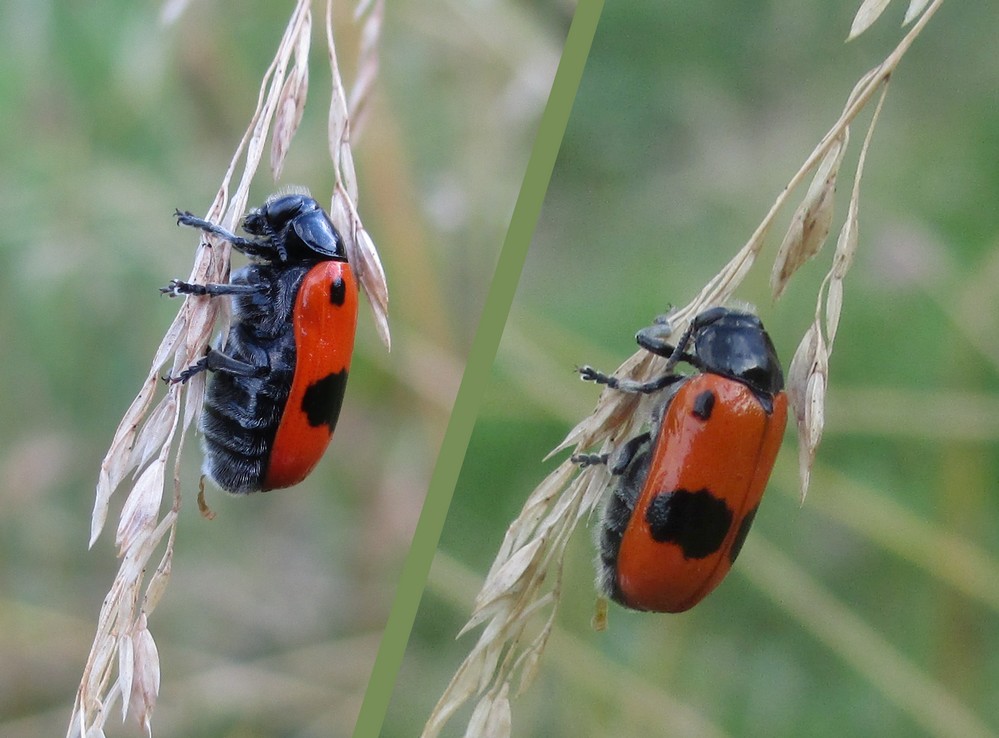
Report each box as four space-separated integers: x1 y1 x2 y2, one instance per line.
160 279 264 298
607 432 652 476
571 452 609 468
635 321 675 357
571 431 653 475
175 210 270 256
636 321 700 370
576 365 618 387
164 348 267 385
578 365 685 395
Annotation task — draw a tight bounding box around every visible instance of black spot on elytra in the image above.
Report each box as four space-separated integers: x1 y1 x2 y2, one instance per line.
645 488 732 559
729 504 759 563
301 370 348 428
329 276 346 306
692 390 715 420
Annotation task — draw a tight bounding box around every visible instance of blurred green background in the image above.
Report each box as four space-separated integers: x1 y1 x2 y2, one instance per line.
390 1 999 737
0 1 564 736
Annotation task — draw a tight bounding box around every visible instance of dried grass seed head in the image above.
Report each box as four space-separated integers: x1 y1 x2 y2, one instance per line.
71 1 386 734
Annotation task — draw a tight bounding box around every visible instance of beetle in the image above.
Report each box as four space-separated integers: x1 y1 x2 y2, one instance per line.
163 192 358 494
576 306 787 612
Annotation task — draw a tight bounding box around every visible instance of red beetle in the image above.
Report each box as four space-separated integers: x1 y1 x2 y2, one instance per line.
164 193 358 493
577 307 787 612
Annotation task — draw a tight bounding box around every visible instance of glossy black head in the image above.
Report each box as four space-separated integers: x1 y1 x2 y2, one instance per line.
243 193 346 263
690 307 784 397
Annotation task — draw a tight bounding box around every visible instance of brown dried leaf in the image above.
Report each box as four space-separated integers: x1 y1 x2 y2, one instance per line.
270 68 309 180
132 395 178 472
181 368 207 431
474 640 506 701
849 0 894 40
825 76 888 349
787 324 828 500
786 323 819 431
140 513 177 615
426 464 593 734
324 0 390 349
423 665 478 738
833 197 859 281
347 0 383 137
825 276 845 346
771 134 846 299
514 603 558 693
472 538 544 617
465 686 511 738
491 462 575 569
904 0 932 24
805 359 828 451
699 226 768 307
270 15 311 180
92 374 162 545
115 460 165 555
328 191 391 349
91 472 113 550
354 226 391 348
117 634 133 722
798 365 827 501
129 620 160 737
552 386 640 456
180 296 221 367
544 473 591 538
326 0 355 201
577 461 613 520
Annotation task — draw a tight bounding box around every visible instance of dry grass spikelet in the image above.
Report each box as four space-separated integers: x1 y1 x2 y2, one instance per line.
849 0 935 39
423 2 947 736
327 0 390 349
68 2 386 736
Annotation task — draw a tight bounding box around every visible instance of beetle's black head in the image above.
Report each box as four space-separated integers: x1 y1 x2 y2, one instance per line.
243 193 347 263
690 307 784 397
